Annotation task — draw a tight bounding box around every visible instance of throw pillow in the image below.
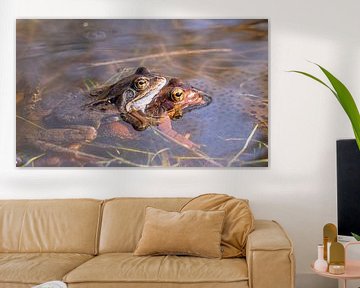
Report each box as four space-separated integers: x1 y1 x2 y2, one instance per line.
134 207 225 258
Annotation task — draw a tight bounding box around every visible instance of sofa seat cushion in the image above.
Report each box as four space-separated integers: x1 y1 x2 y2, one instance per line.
64 253 248 285
0 253 93 285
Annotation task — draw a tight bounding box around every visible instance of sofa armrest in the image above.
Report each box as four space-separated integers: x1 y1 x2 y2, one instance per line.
246 220 295 288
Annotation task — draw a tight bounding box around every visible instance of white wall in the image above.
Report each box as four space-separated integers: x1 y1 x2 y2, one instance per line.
1 0 359 287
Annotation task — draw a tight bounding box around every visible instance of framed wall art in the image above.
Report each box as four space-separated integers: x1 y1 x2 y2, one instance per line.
16 19 268 167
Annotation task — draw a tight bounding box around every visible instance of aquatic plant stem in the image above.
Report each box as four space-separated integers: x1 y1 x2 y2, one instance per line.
87 48 232 68
227 124 259 167
106 152 154 167
21 154 46 167
16 115 46 130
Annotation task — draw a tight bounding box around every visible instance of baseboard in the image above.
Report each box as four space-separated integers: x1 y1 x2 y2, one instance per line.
296 273 337 288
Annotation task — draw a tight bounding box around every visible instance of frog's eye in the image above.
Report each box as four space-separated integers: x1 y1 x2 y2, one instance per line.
170 87 185 102
134 77 149 91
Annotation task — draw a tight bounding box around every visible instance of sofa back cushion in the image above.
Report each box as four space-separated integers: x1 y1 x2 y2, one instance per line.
0 199 102 254
99 198 189 253
181 194 254 258
133 207 225 258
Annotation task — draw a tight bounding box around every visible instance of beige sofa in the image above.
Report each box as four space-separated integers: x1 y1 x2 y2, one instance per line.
0 198 295 288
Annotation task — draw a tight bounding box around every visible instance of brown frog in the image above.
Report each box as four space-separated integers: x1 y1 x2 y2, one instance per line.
89 72 212 149
145 78 211 122
88 67 166 131
127 78 212 149
17 67 167 165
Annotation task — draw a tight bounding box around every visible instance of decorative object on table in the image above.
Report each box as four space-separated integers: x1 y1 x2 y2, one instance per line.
32 281 67 288
312 233 360 288
318 223 346 275
290 63 360 150
328 264 345 275
314 244 328 272
323 223 337 262
329 242 345 275
16 19 269 168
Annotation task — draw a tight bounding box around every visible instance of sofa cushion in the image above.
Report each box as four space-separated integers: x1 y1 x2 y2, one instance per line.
0 199 102 254
63 253 248 285
0 253 93 285
134 207 225 258
181 194 254 257
99 198 190 253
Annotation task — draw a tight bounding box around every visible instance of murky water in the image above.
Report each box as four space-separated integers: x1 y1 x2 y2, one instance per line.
16 19 268 167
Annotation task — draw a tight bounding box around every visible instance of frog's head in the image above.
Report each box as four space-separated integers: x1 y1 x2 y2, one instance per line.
123 67 167 112
130 67 167 97
145 78 212 121
89 67 166 113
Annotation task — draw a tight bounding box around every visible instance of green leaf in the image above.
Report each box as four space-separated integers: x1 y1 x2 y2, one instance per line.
351 232 360 241
288 70 337 98
289 64 360 151
316 64 360 150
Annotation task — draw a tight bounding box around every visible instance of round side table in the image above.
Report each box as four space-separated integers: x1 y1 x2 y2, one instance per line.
311 242 360 288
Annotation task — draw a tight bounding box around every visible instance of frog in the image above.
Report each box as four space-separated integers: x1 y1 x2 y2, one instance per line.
88 73 212 150
145 78 211 122
17 67 167 165
125 78 212 149
88 67 166 131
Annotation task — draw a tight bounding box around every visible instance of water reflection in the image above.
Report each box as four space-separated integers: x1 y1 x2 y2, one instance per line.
16 19 268 167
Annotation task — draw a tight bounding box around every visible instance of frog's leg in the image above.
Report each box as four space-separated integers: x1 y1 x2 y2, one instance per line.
97 121 137 139
120 111 150 131
34 125 97 145
27 125 103 164
33 140 104 162
157 117 201 149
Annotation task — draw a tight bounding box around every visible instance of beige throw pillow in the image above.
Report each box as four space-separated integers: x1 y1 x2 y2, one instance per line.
134 207 225 258
181 193 255 258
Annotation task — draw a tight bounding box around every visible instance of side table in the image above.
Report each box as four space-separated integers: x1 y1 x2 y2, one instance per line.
311 242 360 288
